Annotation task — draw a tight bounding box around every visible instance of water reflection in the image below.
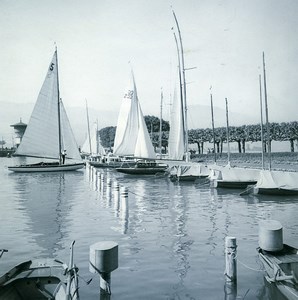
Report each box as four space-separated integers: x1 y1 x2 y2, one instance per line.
9 171 83 256
169 183 192 295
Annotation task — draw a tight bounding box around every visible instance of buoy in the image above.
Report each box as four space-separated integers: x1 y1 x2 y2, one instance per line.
259 220 283 252
89 241 118 294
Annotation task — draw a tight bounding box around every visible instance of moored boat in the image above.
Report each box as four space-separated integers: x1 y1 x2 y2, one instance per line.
257 220 298 300
8 48 84 173
0 242 79 300
116 160 167 175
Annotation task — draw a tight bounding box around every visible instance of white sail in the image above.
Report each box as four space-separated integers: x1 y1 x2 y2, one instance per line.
15 51 81 162
15 52 60 159
134 101 156 159
60 102 82 161
168 84 185 160
81 123 106 156
113 71 155 158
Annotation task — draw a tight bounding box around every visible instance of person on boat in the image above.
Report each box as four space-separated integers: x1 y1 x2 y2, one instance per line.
62 149 67 164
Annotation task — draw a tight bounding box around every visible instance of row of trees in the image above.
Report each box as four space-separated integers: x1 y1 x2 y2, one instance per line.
99 117 298 153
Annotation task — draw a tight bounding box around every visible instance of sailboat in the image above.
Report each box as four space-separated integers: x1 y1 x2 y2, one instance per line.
245 53 298 195
210 98 259 189
167 12 209 181
8 49 84 172
81 123 106 161
114 70 167 175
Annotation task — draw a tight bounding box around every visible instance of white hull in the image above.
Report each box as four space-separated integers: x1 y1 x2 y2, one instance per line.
8 162 84 173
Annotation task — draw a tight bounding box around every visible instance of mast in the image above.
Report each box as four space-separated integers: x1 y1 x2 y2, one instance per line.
85 99 92 155
159 88 163 156
210 92 216 163
262 52 271 170
172 10 189 161
172 30 185 155
259 74 265 170
96 119 99 155
56 48 62 165
225 98 230 165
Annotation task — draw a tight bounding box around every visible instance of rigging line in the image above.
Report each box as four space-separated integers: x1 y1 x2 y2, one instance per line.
231 253 265 272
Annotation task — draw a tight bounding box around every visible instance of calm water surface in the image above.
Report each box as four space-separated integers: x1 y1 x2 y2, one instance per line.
1 157 298 299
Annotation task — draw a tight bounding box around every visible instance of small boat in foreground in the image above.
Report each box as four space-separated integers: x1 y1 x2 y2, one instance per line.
258 245 298 300
0 242 79 299
116 160 167 175
257 220 298 300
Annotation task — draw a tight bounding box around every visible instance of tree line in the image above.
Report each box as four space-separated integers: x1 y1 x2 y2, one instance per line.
99 116 298 153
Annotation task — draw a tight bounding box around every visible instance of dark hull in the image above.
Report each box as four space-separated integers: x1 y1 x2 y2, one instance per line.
116 167 167 175
8 162 84 173
89 161 122 168
216 180 257 189
257 187 298 196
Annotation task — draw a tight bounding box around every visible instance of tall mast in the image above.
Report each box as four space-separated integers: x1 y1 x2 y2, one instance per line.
262 52 271 170
173 10 188 161
172 30 185 154
259 74 265 170
55 47 62 165
85 99 92 155
225 98 230 165
159 88 163 156
210 92 216 163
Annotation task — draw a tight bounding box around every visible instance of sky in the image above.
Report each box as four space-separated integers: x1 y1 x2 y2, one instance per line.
1 0 298 145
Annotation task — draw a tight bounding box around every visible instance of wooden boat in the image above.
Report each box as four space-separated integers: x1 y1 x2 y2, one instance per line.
8 161 84 173
258 244 298 300
116 160 167 175
8 48 84 173
0 242 79 299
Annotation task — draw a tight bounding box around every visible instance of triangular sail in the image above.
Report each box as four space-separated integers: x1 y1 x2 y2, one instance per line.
15 50 81 162
81 123 106 156
60 102 82 161
15 52 60 159
134 101 156 159
113 71 155 158
168 83 185 160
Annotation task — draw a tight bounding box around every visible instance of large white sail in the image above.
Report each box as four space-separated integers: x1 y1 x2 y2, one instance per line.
113 71 155 158
168 84 185 160
15 52 60 159
15 51 81 162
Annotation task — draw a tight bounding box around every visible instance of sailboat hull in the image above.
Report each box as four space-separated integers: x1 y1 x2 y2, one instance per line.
8 162 84 173
216 180 257 189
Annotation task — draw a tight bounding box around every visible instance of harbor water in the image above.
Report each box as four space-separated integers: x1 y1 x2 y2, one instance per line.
0 157 297 299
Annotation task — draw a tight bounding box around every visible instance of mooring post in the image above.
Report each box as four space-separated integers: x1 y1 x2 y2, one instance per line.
120 186 129 234
89 241 118 296
120 187 128 211
97 172 101 191
100 173 105 195
224 236 237 283
106 178 112 201
113 182 120 212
